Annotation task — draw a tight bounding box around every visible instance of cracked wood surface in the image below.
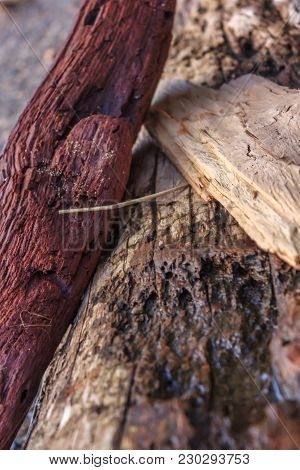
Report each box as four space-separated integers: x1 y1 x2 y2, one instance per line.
0 0 175 448
27 0 300 450
148 75 300 268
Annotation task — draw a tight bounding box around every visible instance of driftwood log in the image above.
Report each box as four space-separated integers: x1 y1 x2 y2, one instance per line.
0 0 175 449
26 0 300 450
148 76 300 268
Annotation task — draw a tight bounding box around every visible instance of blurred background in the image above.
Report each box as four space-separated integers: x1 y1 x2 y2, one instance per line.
0 0 81 150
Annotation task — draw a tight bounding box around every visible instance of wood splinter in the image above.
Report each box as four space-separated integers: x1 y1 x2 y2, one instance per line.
59 184 188 214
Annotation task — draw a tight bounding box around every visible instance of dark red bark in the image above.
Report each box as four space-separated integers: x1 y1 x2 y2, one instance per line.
0 0 175 448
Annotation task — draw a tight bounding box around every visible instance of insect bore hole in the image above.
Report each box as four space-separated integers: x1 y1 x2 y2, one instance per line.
20 389 28 404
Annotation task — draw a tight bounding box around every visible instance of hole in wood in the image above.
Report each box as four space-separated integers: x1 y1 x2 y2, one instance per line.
164 11 173 20
20 389 28 404
84 6 101 26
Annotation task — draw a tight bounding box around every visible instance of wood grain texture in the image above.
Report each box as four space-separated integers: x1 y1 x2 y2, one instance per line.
0 0 175 449
27 0 300 451
27 136 300 451
148 76 300 268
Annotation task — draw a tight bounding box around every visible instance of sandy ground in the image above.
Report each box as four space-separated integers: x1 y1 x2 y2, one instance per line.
0 0 82 150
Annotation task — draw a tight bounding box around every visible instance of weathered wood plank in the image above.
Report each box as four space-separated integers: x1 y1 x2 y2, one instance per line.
148 76 300 269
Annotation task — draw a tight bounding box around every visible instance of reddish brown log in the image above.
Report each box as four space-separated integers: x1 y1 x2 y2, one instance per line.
0 0 175 448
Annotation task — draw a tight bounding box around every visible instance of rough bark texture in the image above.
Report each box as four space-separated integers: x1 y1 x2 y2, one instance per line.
0 0 175 449
148 75 300 268
28 0 300 450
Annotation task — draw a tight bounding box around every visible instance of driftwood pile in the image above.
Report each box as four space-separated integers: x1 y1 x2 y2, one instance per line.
0 0 299 451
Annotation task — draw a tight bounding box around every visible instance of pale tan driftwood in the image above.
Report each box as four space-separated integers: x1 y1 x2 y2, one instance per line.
148 76 300 269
